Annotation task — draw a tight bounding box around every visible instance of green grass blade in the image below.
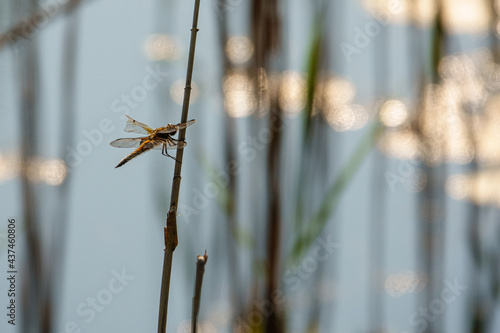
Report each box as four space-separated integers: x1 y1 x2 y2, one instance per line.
290 123 383 262
198 153 255 249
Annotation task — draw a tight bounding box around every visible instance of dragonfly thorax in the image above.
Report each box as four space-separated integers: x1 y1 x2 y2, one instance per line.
156 131 176 139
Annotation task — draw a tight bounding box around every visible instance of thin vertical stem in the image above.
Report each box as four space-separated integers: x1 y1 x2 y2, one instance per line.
18 2 41 332
157 1 201 332
216 0 243 322
191 252 208 333
265 97 284 333
369 13 388 333
41 5 81 332
421 6 447 333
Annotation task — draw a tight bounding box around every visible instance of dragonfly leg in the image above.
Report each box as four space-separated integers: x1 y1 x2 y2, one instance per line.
162 143 182 163
170 137 186 144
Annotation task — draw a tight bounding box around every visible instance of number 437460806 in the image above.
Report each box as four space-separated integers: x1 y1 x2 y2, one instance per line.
7 218 16 269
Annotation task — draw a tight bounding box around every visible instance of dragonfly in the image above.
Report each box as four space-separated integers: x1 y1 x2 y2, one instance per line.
110 115 196 168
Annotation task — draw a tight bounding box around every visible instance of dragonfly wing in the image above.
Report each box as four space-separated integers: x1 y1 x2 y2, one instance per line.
110 138 145 148
114 140 160 168
157 119 196 134
176 119 196 130
124 115 153 134
156 125 177 134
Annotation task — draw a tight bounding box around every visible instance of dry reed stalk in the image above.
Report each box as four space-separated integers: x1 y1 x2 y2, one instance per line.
157 1 201 332
41 5 81 332
191 252 208 333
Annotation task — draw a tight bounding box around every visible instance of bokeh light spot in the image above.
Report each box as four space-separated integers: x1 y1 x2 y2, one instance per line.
226 36 254 64
278 71 306 116
223 71 255 117
380 99 408 127
144 34 181 61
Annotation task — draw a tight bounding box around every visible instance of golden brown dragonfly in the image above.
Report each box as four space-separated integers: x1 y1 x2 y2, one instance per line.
110 115 196 168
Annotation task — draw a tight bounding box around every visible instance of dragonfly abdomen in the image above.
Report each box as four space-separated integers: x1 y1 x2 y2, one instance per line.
115 141 157 168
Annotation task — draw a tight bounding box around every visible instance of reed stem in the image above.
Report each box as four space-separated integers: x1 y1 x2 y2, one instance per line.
191 252 208 333
157 1 201 332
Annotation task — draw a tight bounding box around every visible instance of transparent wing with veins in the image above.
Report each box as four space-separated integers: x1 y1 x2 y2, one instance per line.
157 119 196 134
124 115 154 134
110 138 145 149
110 137 187 150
